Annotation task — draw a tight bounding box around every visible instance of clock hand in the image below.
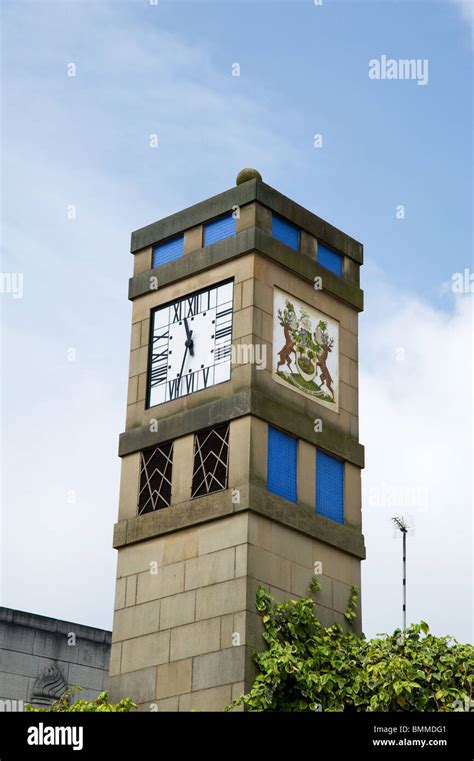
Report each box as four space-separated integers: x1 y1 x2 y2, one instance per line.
183 317 192 340
183 317 194 357
178 344 189 381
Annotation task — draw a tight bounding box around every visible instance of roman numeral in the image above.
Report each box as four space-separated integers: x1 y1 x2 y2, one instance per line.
150 365 168 385
214 300 233 365
215 324 232 340
149 328 169 388
186 294 200 317
184 367 212 395
153 329 169 342
168 377 182 400
170 287 219 325
216 307 232 319
215 345 232 362
172 302 182 323
185 372 195 394
152 346 168 362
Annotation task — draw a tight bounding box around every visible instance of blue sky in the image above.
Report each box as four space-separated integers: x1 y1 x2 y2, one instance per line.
1 0 472 641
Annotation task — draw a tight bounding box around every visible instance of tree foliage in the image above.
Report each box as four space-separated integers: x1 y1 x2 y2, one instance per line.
229 583 474 712
25 687 136 713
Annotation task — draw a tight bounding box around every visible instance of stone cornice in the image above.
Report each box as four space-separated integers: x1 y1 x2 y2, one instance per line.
130 178 363 264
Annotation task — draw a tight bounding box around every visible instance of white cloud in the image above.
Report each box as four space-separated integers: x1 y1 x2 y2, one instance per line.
360 264 473 642
452 0 474 43
0 0 300 629
1 2 472 647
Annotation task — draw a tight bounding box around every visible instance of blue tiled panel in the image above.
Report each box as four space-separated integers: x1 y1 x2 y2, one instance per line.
153 235 184 268
317 243 343 276
204 213 236 246
316 450 344 524
272 214 300 251
267 426 297 503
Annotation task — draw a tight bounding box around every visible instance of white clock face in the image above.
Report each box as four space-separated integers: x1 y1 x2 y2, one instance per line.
148 280 234 407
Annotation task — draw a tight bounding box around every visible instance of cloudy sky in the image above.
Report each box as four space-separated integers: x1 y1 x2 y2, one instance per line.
1 0 472 643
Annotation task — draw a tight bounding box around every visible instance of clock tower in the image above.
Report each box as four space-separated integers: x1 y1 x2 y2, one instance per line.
109 170 365 711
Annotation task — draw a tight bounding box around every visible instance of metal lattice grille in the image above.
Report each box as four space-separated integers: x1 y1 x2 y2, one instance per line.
138 442 173 515
191 423 229 498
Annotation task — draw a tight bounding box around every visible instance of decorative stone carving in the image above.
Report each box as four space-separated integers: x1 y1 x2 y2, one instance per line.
30 663 67 706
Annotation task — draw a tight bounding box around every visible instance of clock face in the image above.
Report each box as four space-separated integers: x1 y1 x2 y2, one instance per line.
148 280 234 407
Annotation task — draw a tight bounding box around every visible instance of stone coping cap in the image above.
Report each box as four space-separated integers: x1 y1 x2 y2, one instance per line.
0 606 112 644
131 178 363 264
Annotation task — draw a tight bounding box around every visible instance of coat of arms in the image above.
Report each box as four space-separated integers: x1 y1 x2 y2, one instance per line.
272 289 339 411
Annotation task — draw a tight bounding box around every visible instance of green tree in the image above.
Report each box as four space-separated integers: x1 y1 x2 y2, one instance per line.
228 583 474 712
25 687 136 713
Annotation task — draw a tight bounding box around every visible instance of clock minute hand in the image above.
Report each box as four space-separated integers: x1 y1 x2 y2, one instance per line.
178 344 189 382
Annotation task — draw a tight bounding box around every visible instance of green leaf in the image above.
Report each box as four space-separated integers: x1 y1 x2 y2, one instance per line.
225 585 474 713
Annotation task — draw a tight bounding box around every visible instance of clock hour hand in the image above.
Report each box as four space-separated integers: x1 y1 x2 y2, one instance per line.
183 317 194 357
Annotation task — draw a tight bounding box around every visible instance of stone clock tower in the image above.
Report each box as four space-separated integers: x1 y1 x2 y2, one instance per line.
109 169 365 711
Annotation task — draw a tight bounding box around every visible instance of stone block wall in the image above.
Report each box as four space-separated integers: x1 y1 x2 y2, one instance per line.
109 507 362 711
0 608 111 709
109 513 251 711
